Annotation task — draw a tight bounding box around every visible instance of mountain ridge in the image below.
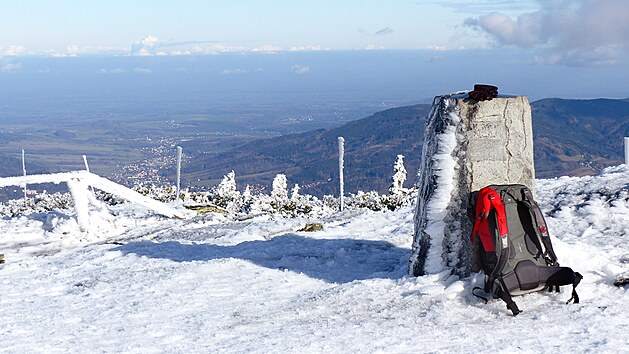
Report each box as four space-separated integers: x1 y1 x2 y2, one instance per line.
183 97 629 196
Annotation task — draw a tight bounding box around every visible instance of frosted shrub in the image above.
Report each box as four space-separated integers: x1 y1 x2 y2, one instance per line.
346 190 386 211
133 182 176 202
0 161 419 219
323 195 339 210
208 171 246 213
217 171 237 198
271 174 288 201
290 184 300 201
268 175 316 217
0 191 74 216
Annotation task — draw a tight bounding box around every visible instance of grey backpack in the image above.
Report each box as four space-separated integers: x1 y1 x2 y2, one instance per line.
470 184 582 315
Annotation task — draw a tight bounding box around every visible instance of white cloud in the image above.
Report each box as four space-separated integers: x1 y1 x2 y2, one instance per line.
251 45 283 52
131 35 162 56
190 44 247 54
291 65 310 74
430 0 539 14
64 45 124 56
289 45 325 52
133 67 152 74
427 45 448 51
66 45 81 56
0 45 26 56
365 44 384 50
465 0 629 65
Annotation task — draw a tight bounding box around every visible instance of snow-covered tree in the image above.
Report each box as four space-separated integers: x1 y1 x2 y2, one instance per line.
271 174 288 201
217 170 237 197
382 154 415 211
389 154 407 195
242 185 251 199
290 184 300 201
211 170 243 210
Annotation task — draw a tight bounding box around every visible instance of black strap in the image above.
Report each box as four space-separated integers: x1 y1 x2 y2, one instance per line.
486 207 511 293
542 267 583 304
496 279 521 316
472 287 489 304
486 246 509 293
519 199 546 260
566 272 583 304
522 188 559 265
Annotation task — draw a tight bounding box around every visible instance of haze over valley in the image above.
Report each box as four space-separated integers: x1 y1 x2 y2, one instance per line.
1 53 628 197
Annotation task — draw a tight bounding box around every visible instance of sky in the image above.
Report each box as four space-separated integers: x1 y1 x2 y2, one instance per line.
0 0 628 100
0 1 533 53
1 0 626 64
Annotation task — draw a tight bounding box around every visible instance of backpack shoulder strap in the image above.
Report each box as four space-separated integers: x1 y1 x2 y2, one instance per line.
471 187 508 248
521 187 559 265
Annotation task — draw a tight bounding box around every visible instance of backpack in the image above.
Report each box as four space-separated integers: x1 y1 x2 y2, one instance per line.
470 184 583 316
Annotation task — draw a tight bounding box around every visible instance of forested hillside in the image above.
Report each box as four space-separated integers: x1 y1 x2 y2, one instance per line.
184 98 629 196
184 105 432 196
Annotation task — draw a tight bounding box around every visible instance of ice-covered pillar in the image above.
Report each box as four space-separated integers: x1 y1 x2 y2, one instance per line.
409 90 535 277
625 138 629 166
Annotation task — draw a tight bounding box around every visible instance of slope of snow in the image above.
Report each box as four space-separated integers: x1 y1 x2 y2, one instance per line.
1 167 629 352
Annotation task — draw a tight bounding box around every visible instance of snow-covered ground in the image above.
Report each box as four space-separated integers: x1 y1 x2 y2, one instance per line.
1 167 628 353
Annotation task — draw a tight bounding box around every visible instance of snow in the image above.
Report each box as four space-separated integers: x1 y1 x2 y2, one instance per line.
1 167 629 352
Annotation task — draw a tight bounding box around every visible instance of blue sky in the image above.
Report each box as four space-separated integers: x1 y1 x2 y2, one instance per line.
1 0 627 66
0 1 628 100
0 1 545 52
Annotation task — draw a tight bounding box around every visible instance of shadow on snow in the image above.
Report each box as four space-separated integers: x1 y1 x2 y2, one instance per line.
113 234 409 284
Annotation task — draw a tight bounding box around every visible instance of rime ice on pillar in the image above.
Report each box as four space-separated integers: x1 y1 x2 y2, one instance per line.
625 138 629 166
338 137 345 211
409 92 535 277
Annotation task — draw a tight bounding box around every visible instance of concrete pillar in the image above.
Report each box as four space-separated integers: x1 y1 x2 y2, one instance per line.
459 96 535 191
409 92 535 277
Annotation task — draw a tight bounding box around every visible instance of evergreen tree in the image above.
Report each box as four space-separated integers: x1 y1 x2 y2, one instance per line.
290 184 300 201
389 154 407 194
271 174 288 201
217 170 237 197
